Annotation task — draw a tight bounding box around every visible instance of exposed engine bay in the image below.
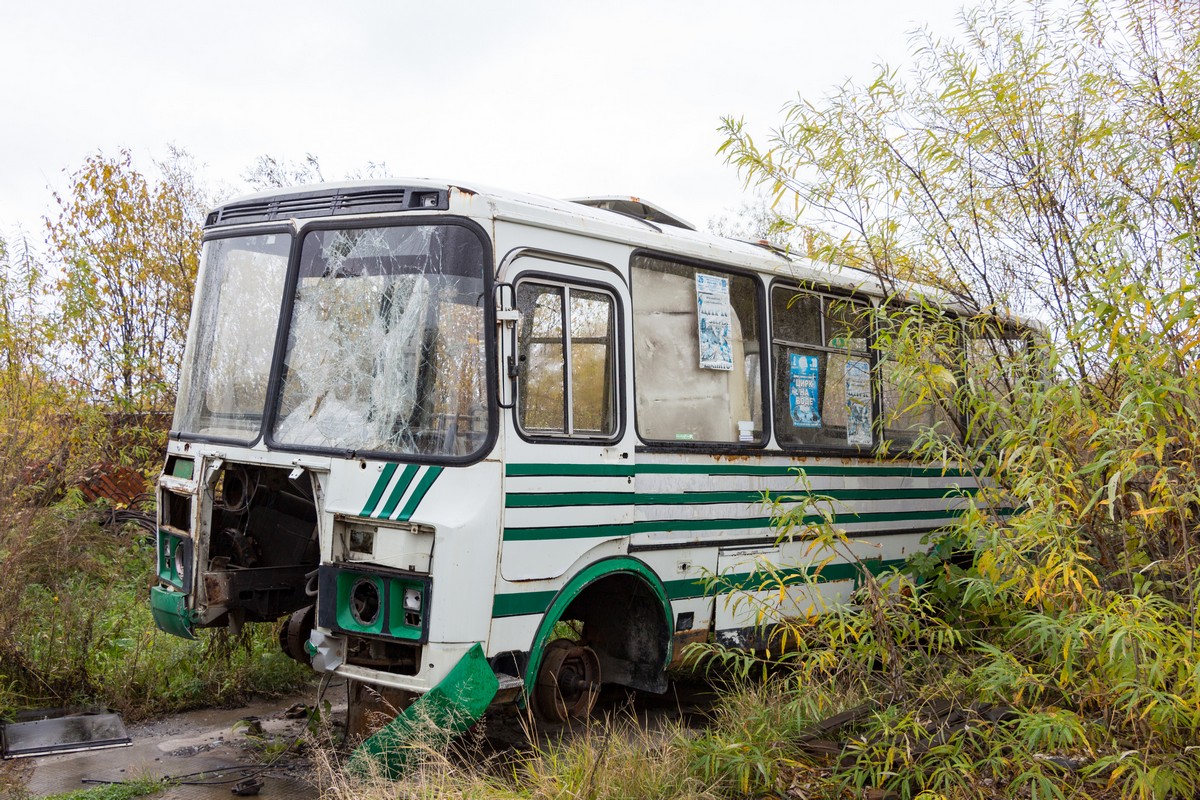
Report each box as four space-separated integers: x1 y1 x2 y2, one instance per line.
176 463 319 628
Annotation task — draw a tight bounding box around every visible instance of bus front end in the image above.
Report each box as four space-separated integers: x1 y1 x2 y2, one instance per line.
151 185 501 738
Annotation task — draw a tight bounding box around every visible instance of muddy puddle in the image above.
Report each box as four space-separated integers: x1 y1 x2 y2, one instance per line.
7 687 341 799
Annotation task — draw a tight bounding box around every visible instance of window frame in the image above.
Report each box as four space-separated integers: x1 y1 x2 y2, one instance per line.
768 280 878 455
172 224 298 449
874 300 966 451
259 215 498 466
511 272 625 446
629 249 769 451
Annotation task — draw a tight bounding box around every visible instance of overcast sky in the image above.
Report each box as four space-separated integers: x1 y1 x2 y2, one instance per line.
0 1 969 236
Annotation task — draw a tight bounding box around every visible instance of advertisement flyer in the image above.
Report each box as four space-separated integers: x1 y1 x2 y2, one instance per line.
844 358 873 445
789 353 821 427
695 273 733 371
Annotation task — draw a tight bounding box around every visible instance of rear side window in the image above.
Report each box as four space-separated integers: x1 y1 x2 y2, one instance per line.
771 285 873 450
877 306 962 448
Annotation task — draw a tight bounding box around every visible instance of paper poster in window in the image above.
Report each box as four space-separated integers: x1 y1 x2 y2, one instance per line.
695 273 733 371
844 357 873 445
789 353 821 428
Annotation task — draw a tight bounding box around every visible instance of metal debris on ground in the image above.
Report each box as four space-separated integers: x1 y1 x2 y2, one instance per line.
230 776 264 795
1 709 131 759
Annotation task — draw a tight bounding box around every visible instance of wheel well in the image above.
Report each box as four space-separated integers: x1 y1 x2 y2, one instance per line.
560 572 671 694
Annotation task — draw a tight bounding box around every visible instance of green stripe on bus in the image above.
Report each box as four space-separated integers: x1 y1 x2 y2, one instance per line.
635 487 975 506
636 463 971 478
502 508 974 541
506 463 635 478
506 492 636 508
493 557 909 616
361 463 399 517
505 462 972 479
377 465 419 519
504 486 975 509
492 590 558 618
503 517 766 542
398 467 443 521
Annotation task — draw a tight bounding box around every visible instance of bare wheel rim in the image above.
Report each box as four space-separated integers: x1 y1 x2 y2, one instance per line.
533 637 601 722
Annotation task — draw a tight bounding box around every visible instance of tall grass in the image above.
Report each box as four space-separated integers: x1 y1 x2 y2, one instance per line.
312 708 727 800
0 502 311 721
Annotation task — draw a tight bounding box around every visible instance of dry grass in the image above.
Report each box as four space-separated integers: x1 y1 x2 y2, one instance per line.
310 705 725 800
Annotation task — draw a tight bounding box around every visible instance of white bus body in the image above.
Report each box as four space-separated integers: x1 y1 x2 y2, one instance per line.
152 180 986 730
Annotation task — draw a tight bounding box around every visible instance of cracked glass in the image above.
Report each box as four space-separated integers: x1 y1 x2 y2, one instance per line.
272 223 489 458
173 233 292 441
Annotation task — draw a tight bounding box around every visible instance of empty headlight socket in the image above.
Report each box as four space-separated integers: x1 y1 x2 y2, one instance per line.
316 563 432 643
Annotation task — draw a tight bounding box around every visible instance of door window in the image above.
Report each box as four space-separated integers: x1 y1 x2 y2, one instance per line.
516 281 618 439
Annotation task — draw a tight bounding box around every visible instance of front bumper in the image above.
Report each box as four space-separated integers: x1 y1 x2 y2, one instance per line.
150 585 196 640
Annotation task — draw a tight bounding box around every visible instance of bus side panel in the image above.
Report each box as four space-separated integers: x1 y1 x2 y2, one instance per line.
632 452 977 642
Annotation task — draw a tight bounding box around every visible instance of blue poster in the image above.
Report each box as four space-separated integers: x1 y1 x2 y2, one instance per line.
695 273 733 370
789 353 820 427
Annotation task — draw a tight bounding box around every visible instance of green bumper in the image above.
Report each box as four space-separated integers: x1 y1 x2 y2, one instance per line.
349 642 499 780
150 585 196 640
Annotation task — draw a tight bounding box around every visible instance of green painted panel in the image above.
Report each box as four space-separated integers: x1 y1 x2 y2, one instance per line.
360 463 398 517
150 585 195 640
349 643 498 779
378 464 419 519
398 467 443 521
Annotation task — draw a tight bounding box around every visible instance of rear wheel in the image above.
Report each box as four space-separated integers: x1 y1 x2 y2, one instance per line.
532 637 601 722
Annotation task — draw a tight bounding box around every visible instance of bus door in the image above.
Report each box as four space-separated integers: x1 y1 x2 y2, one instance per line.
497 256 632 582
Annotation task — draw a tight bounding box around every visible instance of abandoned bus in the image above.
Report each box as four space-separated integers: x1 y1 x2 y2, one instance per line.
152 180 1014 737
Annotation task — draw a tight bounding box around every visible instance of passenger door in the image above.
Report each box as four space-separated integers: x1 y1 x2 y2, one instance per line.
498 256 633 582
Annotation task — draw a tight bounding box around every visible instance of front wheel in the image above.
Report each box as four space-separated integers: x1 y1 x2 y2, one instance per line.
532 638 601 722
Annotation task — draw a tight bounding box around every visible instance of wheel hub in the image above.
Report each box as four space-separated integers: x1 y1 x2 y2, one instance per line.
533 637 601 722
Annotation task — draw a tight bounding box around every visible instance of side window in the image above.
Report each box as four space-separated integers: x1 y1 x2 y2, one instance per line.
878 306 961 448
771 286 873 450
966 319 1030 404
631 255 763 444
515 281 617 439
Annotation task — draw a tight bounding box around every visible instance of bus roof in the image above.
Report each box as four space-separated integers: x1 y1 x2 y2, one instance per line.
207 178 1027 324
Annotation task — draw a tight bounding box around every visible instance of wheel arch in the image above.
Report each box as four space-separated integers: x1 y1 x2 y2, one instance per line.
524 556 673 699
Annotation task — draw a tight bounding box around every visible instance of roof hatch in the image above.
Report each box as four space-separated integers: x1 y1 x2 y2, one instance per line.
568 196 695 231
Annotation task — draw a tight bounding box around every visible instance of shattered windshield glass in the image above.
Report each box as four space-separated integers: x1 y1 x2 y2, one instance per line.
271 223 489 458
173 233 292 440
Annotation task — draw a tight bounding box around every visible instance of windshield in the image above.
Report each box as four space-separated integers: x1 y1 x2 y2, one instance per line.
270 223 489 458
173 233 292 440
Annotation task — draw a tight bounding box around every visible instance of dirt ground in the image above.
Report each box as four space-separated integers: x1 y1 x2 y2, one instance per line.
3 677 717 799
